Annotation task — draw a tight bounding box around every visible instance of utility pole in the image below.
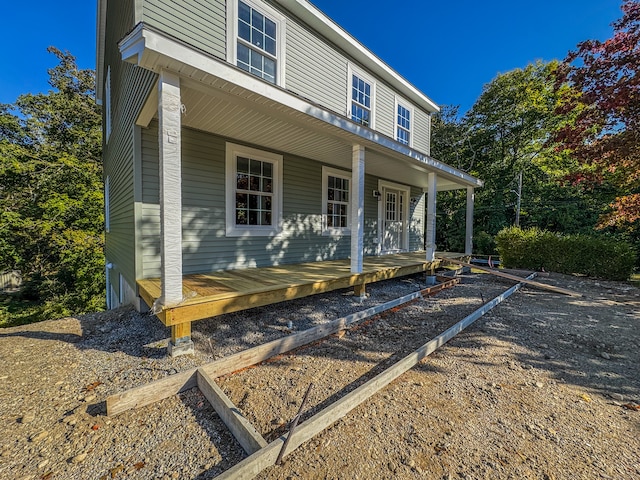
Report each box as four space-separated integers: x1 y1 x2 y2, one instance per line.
514 171 523 227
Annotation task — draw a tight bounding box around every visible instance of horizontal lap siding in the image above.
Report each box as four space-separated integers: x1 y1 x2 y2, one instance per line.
414 109 431 155
140 125 352 278
104 0 157 296
375 83 395 139
409 187 425 251
142 0 226 60
285 19 347 115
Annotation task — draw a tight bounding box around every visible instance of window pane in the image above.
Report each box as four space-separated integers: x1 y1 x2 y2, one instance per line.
264 57 275 77
239 1 251 23
237 43 250 70
263 177 272 193
261 211 271 225
250 50 263 70
251 28 264 49
238 20 251 42
237 156 249 173
249 210 258 225
263 161 272 178
265 18 276 39
249 194 258 209
237 173 248 190
252 9 263 30
249 175 260 191
264 37 276 56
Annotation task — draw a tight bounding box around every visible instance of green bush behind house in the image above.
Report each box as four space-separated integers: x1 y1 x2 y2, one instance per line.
495 227 636 281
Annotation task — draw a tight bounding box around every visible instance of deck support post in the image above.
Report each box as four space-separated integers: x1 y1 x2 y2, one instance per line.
169 322 194 357
465 186 474 256
350 144 365 277
159 70 190 355
425 172 437 285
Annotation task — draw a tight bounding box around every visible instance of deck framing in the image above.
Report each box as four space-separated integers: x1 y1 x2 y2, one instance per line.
138 252 447 326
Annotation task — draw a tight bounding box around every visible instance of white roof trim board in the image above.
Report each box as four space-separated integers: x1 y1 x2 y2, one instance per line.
96 0 439 113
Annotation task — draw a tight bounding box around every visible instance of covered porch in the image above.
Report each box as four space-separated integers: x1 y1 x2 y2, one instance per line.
121 25 482 355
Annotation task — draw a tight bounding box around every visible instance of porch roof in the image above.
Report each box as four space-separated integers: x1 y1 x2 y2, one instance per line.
121 24 483 192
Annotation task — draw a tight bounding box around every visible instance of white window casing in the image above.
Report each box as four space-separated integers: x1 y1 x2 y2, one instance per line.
347 63 376 129
322 165 352 236
225 142 283 237
395 96 413 147
226 0 287 87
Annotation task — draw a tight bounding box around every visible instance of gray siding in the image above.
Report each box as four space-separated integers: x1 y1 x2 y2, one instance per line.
141 124 355 278
103 0 157 300
409 186 425 250
414 109 431 155
285 19 348 115
141 0 226 60
375 83 395 139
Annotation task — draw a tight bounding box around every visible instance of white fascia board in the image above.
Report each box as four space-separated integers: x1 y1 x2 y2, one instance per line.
119 26 481 188
277 0 440 114
96 0 107 103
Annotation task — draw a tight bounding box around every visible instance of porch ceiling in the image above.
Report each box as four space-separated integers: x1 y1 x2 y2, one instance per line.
127 25 480 192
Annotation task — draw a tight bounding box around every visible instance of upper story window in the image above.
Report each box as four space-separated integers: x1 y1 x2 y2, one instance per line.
348 65 375 128
228 0 286 85
322 166 351 235
226 142 283 237
395 99 413 146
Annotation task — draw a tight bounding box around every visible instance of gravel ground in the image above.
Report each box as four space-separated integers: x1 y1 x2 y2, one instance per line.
0 271 638 480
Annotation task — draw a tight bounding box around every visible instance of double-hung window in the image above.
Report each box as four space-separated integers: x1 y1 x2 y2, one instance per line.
233 0 283 84
396 100 412 146
322 166 351 235
348 65 375 128
226 143 283 236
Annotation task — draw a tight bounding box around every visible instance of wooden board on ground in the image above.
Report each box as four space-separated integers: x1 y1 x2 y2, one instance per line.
439 259 583 297
107 290 426 416
215 273 537 479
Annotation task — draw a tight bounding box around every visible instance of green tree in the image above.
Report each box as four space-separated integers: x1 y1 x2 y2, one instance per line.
0 47 104 322
432 61 605 253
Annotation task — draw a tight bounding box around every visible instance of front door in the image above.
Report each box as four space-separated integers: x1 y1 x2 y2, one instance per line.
381 187 406 252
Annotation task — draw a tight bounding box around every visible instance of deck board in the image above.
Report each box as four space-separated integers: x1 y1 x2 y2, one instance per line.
138 252 456 326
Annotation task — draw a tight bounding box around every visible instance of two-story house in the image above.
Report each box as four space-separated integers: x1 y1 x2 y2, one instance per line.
96 0 482 355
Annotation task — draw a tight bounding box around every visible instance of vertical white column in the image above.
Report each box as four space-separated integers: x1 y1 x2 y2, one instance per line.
351 144 365 274
158 70 183 306
465 186 475 255
425 172 437 262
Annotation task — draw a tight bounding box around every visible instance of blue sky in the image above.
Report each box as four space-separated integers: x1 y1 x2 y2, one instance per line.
0 1 623 114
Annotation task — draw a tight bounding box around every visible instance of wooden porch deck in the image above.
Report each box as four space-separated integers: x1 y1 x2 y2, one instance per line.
138 252 456 326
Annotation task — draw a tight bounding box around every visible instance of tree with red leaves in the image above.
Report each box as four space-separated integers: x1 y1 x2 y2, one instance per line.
555 0 640 228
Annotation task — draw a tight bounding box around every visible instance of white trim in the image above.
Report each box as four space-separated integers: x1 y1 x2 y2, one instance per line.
104 175 110 233
225 142 284 237
118 273 125 305
347 63 376 129
322 165 352 236
377 179 410 253
105 66 112 141
118 26 482 188
425 172 437 261
394 96 413 148
96 0 107 103
226 0 287 87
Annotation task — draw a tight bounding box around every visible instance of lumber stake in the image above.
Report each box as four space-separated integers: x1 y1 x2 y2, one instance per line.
276 383 314 465
439 258 583 297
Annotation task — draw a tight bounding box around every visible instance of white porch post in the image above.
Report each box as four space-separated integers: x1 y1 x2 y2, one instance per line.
351 144 365 276
158 70 183 307
425 172 437 285
465 186 475 255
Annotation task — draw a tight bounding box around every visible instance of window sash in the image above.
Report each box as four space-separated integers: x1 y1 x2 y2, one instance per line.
235 157 274 226
237 0 277 84
351 74 372 126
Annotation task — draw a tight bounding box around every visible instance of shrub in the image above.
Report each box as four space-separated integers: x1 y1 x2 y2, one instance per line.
495 227 636 281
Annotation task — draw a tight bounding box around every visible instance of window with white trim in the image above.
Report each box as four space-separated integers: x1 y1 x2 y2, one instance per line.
322 166 351 234
234 0 281 84
226 143 283 236
396 100 412 146
348 65 375 128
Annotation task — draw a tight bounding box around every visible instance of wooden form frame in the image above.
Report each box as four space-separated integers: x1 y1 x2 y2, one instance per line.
440 258 583 297
107 276 459 416
107 273 548 478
